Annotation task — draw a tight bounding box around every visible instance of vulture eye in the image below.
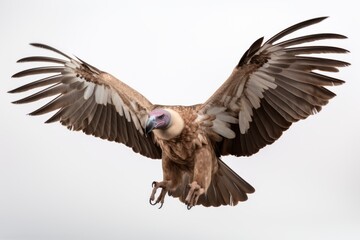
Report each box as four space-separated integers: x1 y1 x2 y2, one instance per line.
158 114 165 120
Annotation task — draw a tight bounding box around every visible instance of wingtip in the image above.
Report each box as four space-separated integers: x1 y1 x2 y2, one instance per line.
311 16 329 23
16 56 34 63
10 99 21 104
302 16 329 26
28 43 72 60
337 79 346 85
8 86 26 94
264 16 333 46
29 43 52 50
28 109 41 116
319 16 329 20
336 34 348 39
30 42 44 47
11 72 22 78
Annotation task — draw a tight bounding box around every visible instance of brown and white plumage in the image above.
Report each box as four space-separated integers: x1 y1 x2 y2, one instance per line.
9 17 349 208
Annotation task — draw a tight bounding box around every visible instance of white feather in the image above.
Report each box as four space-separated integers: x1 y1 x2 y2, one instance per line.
216 112 238 124
253 72 277 89
111 91 124 116
248 74 269 91
246 88 261 109
95 84 108 105
238 97 253 134
107 88 113 104
124 106 131 122
130 100 139 112
206 106 227 115
212 119 235 139
236 81 246 97
130 112 143 134
111 91 131 122
247 80 265 98
83 82 95 100
229 97 240 111
238 113 250 134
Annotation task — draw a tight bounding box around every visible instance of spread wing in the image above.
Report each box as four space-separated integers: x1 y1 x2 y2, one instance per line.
199 17 349 157
10 43 162 159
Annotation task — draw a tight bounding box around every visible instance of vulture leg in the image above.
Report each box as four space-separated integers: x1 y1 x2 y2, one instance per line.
149 180 169 208
184 147 213 208
185 181 205 209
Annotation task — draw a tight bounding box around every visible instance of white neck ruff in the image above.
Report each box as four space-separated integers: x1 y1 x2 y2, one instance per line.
153 108 185 140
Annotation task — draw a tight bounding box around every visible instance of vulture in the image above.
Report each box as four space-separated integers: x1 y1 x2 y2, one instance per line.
9 17 349 209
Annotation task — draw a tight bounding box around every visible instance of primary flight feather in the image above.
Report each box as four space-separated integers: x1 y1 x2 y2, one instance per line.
10 17 349 208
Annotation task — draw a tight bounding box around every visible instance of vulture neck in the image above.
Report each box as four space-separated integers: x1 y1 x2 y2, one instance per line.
153 108 185 140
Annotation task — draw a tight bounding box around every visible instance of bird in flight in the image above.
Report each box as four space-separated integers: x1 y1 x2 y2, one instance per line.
9 17 349 209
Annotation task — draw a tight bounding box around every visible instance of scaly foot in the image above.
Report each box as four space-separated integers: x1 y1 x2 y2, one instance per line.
149 181 169 209
185 181 205 209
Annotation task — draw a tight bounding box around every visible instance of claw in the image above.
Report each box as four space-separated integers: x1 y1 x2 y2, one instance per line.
149 198 157 206
185 181 205 208
149 180 168 209
149 197 163 208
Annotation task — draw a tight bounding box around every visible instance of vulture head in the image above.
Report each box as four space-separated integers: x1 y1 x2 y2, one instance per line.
145 108 185 140
145 109 171 134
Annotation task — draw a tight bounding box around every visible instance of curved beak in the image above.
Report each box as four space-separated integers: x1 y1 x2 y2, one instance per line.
145 116 156 135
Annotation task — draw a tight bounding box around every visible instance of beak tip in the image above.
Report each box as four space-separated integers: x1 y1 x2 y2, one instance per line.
145 117 156 136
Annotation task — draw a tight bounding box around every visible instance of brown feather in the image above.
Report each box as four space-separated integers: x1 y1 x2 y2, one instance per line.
275 33 347 48
283 46 349 55
8 74 63 93
17 56 67 64
12 84 65 104
265 17 328 44
12 66 65 78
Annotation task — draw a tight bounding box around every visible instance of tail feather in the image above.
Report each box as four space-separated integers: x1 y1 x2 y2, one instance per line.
198 159 255 207
169 159 254 207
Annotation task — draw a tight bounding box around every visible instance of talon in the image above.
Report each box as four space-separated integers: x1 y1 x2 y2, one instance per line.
185 181 205 208
149 198 156 206
149 180 169 208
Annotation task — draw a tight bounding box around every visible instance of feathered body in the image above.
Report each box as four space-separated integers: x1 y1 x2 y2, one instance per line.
147 106 254 207
9 17 349 208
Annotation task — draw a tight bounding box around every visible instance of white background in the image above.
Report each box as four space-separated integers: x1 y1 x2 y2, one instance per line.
0 0 359 239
